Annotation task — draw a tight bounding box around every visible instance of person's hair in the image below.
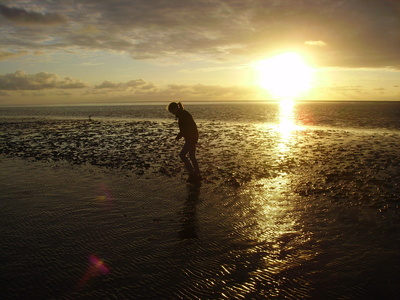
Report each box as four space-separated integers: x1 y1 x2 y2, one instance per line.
167 102 184 112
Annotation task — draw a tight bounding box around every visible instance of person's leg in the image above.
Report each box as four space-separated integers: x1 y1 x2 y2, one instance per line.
188 143 200 175
180 141 194 174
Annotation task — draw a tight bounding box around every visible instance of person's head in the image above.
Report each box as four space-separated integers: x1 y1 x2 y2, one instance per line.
167 102 184 115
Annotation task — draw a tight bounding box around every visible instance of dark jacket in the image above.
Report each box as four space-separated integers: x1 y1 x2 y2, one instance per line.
176 110 198 143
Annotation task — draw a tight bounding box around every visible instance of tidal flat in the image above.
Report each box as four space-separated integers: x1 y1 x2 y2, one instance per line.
0 114 399 299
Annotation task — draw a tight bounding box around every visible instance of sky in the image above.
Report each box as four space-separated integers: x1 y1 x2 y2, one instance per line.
0 0 399 105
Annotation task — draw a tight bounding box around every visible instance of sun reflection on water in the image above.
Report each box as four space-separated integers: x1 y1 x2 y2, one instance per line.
277 99 297 144
240 100 314 287
245 101 300 241
236 106 315 297
248 176 298 241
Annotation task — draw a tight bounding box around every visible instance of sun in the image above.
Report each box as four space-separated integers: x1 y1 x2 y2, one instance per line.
255 52 314 100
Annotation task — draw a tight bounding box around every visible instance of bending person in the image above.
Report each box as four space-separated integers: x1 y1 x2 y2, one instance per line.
167 102 201 183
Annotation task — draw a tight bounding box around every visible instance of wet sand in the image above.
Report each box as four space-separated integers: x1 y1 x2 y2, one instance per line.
0 118 400 299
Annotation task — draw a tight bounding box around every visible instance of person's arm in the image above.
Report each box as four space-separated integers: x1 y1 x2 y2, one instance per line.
176 131 182 140
176 112 187 140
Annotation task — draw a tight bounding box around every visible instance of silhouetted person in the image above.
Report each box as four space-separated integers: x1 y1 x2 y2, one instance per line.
167 102 201 183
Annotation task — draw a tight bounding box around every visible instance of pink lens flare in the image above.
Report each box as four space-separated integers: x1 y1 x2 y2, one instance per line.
96 183 114 205
89 254 110 274
78 254 110 288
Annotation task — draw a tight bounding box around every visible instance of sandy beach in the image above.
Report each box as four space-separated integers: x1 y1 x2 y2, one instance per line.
1 115 400 299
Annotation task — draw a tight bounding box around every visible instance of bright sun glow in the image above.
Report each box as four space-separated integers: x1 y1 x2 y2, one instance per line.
256 52 314 100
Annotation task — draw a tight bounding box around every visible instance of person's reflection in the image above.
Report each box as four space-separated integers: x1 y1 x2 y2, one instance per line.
178 184 200 239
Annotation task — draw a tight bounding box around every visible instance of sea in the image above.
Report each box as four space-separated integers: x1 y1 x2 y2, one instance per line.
1 101 400 130
0 101 399 299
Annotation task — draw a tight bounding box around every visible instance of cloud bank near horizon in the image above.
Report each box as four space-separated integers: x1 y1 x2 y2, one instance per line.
1 0 399 69
0 71 88 90
0 70 261 104
0 70 398 105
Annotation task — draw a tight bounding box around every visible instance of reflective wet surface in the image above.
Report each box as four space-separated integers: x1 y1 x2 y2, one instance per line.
1 155 399 299
1 102 400 299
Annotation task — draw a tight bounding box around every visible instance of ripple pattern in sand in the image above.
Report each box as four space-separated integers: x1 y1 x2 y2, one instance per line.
1 118 400 299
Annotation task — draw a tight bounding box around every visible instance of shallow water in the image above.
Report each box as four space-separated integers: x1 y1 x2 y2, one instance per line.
1 102 400 299
1 101 400 130
1 156 399 299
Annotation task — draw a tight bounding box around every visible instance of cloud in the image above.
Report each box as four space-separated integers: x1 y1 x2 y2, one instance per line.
0 71 89 90
80 62 104 67
0 0 399 69
94 80 119 89
3 69 396 103
0 50 28 60
58 77 89 89
305 41 327 47
0 4 66 26
308 83 400 101
158 83 258 101
85 78 258 101
94 79 156 90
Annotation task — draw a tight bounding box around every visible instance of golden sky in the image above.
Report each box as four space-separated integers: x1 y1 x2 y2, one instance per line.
0 0 399 105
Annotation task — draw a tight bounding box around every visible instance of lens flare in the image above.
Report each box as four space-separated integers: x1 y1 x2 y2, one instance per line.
78 255 110 288
96 183 114 205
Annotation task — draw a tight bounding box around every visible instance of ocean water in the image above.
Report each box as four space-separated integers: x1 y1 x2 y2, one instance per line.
0 101 400 299
1 101 400 130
